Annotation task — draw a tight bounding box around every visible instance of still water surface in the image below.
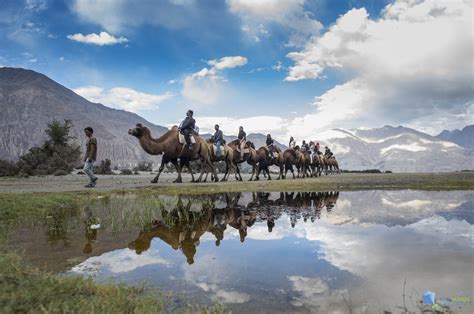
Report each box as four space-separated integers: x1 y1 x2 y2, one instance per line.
9 191 473 313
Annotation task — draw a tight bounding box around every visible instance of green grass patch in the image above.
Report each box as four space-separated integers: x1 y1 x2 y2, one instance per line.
0 247 227 313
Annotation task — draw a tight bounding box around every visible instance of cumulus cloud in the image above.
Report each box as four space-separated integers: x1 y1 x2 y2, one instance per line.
182 56 248 105
73 86 174 113
284 0 474 134
67 31 128 46
227 0 322 46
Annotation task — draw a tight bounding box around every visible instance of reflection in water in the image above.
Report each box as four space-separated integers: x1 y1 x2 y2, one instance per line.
128 192 339 264
8 190 472 313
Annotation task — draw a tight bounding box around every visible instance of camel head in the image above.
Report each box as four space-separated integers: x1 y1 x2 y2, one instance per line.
246 141 255 149
128 123 147 138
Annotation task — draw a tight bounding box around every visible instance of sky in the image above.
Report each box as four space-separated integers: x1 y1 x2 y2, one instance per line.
0 0 473 141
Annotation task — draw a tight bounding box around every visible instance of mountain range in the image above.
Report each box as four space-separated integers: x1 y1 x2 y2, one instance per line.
436 126 474 150
0 67 472 172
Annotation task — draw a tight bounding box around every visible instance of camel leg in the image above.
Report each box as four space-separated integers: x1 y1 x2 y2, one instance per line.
222 162 230 181
236 164 243 181
173 161 183 183
266 168 272 180
151 159 166 183
249 163 256 181
207 158 219 182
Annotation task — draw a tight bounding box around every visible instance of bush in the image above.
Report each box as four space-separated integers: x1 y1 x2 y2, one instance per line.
1 120 81 177
0 159 19 177
120 169 133 175
94 159 112 175
133 161 153 172
133 170 139 175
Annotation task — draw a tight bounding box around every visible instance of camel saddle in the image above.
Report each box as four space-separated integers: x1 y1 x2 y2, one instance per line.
178 133 196 144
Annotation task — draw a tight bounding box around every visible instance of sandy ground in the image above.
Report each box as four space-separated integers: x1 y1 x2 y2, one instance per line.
0 171 472 193
0 172 206 193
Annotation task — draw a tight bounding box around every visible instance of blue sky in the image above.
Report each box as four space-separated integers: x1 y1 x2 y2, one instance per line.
1 0 472 141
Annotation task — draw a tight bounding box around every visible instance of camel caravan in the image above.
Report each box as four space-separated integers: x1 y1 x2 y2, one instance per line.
128 110 340 183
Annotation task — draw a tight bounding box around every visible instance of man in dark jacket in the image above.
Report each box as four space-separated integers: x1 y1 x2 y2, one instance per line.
324 146 334 158
179 110 195 149
214 124 224 157
301 140 309 151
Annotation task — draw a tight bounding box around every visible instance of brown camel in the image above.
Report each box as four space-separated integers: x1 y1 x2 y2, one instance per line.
326 156 340 174
294 147 311 178
254 145 284 180
150 153 195 183
309 153 323 177
128 124 218 183
282 148 297 179
202 138 236 182
224 139 259 181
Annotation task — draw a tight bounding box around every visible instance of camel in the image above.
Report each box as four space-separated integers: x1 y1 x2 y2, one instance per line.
309 153 323 177
224 139 259 181
282 148 297 179
326 156 340 174
128 124 218 183
294 147 311 178
150 153 195 183
202 138 236 182
253 145 284 180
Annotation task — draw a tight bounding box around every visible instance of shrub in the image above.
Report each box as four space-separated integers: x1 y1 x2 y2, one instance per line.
94 159 113 175
13 120 81 176
0 159 19 177
133 170 139 175
120 169 133 175
133 161 152 172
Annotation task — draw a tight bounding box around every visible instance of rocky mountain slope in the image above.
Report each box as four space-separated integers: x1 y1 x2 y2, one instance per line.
0 67 167 166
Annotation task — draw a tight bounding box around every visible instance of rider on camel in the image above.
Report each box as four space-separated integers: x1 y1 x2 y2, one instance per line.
178 110 195 149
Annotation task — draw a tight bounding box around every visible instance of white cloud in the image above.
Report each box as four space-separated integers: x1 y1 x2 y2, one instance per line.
227 0 322 46
272 61 284 71
182 56 247 105
207 56 248 70
193 115 286 136
71 0 198 33
67 31 128 46
284 0 473 133
73 86 174 113
25 0 47 12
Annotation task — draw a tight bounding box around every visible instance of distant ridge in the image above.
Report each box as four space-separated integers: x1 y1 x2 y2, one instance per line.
0 67 168 166
436 125 474 150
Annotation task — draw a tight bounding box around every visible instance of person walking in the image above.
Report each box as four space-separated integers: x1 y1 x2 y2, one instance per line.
83 127 98 188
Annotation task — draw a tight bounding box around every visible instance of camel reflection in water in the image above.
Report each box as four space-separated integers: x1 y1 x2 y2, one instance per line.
128 191 339 264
